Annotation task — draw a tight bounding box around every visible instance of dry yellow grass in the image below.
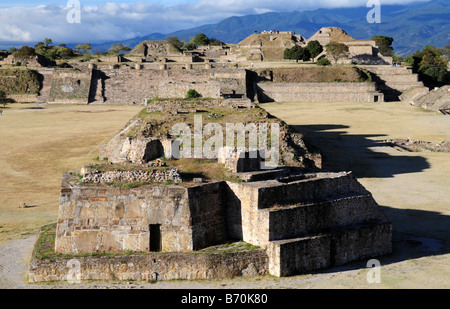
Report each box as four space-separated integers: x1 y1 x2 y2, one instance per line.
1 100 449 288
0 103 141 242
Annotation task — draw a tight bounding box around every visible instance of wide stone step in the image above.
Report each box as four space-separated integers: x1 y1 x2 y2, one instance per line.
268 221 392 277
265 194 388 241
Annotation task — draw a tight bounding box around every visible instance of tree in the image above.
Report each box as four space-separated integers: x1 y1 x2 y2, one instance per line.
34 42 45 50
167 36 184 51
405 45 448 85
57 47 76 59
372 36 394 57
325 42 349 64
8 47 18 54
182 41 197 51
209 38 224 46
109 43 132 55
191 33 210 46
75 43 93 54
0 90 6 106
43 38 53 47
418 45 447 84
437 44 450 61
306 40 323 60
284 45 310 63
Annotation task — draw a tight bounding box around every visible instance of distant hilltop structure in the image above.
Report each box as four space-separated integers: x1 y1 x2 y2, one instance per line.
0 26 429 105
238 27 393 64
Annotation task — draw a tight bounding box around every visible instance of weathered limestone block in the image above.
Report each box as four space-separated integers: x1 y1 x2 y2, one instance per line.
268 235 331 277
29 249 269 283
99 120 170 163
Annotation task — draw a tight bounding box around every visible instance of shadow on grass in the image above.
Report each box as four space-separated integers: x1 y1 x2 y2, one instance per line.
292 124 430 178
287 124 445 276
21 107 45 110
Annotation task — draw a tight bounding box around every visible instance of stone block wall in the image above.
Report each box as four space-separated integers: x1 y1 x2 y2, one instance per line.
46 70 92 104
257 82 379 103
268 221 392 277
267 195 387 241
158 81 221 98
224 172 387 249
256 172 368 209
347 45 375 57
331 222 392 266
29 247 268 283
56 174 192 254
55 174 229 254
188 182 228 250
268 235 331 277
225 181 270 246
89 68 248 105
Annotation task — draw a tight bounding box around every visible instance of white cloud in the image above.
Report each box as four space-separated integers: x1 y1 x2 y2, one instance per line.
0 0 431 44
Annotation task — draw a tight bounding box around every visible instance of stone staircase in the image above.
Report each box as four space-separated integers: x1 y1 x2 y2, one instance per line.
36 69 54 104
365 66 427 101
226 171 392 277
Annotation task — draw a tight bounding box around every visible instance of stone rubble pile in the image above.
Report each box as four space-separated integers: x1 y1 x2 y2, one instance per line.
81 167 182 184
384 138 450 153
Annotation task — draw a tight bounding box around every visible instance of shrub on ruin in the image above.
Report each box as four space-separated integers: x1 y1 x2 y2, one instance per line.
0 69 40 94
284 45 310 63
109 43 132 55
407 45 448 85
325 42 349 63
192 33 210 46
12 46 36 60
209 38 225 46
316 58 331 66
182 41 197 51
186 89 201 99
75 43 93 54
167 36 184 51
372 36 395 57
57 47 76 59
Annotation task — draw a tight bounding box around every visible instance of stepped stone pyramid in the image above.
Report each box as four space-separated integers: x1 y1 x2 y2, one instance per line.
226 171 392 276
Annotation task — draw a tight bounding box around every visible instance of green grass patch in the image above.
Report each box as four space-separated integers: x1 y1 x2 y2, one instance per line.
33 225 260 261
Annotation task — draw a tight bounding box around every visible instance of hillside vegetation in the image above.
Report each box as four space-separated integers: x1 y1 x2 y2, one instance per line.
0 69 40 94
256 67 372 83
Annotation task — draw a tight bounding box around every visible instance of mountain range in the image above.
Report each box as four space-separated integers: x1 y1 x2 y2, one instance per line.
97 0 447 57
1 0 448 56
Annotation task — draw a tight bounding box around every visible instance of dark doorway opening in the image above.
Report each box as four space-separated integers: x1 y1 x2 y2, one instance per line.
150 224 162 252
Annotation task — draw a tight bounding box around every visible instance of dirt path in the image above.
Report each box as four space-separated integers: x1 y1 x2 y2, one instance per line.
0 236 35 288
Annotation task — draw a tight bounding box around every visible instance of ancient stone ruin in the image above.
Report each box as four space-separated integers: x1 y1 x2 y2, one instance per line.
29 98 392 283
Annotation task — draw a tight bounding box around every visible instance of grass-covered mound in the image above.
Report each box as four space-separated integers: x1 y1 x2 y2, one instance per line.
256 66 372 83
0 68 40 94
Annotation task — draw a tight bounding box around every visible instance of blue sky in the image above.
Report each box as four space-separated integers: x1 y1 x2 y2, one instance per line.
0 0 430 44
0 0 197 8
